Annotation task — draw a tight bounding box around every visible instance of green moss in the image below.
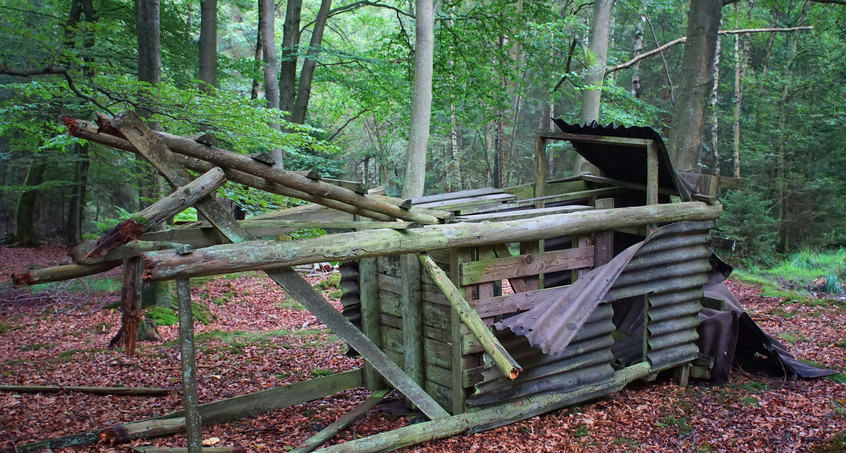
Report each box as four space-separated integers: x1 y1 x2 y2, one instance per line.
314 273 342 290
658 415 692 436
813 431 846 453
0 319 17 334
20 343 53 351
146 306 179 326
310 368 335 377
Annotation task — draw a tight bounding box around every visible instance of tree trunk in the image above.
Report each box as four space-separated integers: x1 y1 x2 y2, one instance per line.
290 0 332 125
666 0 722 174
279 0 303 115
9 162 46 247
198 0 217 92
250 0 264 100
631 14 645 97
401 0 435 199
66 143 89 245
259 0 284 170
578 0 615 124
706 19 722 176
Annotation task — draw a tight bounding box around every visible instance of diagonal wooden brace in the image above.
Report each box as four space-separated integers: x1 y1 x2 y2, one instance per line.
112 110 449 421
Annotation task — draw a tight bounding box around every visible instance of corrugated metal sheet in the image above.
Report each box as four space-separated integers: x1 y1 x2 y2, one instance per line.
496 221 713 375
551 120 692 201
468 304 616 409
339 261 361 328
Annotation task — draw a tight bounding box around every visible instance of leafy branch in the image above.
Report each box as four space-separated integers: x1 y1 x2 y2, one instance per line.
0 62 114 114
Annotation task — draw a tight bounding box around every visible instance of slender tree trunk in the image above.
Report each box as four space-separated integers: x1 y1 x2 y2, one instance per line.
259 0 284 170
706 20 721 176
290 0 332 125
9 162 46 247
66 143 89 245
279 0 303 115
631 14 645 97
251 0 264 100
401 0 435 199
198 0 217 92
667 0 722 174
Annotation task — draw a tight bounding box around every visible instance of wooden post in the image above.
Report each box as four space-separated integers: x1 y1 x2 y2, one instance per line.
419 254 522 380
533 135 547 208
593 198 615 267
121 257 143 356
646 141 659 205
448 248 472 414
176 279 202 452
401 254 424 392
358 258 383 390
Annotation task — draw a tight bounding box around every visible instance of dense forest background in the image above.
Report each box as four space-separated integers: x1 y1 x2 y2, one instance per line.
0 0 844 263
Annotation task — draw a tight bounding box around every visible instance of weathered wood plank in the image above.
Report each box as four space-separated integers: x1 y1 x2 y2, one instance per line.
420 254 522 381
414 193 515 210
409 188 502 205
176 279 202 451
473 285 570 318
460 246 594 286
402 254 424 389
12 261 120 287
359 258 383 391
455 205 593 222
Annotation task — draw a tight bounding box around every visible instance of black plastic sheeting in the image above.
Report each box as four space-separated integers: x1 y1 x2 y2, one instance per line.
551 120 694 200
699 265 834 384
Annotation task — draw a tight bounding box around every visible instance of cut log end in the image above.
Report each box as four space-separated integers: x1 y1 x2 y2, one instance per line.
100 425 130 445
61 115 81 135
11 272 35 287
509 368 522 381
95 113 128 140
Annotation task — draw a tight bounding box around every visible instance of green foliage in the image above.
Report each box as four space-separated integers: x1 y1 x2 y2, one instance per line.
716 190 778 262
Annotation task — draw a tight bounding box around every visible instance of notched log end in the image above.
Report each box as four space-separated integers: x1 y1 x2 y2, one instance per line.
84 219 146 260
11 272 34 287
509 368 522 381
61 115 81 135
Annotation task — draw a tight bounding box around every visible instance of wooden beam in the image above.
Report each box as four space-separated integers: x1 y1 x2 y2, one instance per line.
110 111 447 420
646 141 660 205
12 261 120 287
314 363 651 453
141 202 722 281
84 167 226 259
358 258 383 390
401 254 424 390
290 389 389 453
537 132 653 147
419 254 521 381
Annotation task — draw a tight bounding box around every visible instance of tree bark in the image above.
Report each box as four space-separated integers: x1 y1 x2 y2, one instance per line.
579 0 615 124
9 161 46 247
707 19 722 176
401 0 435 199
279 0 303 115
66 143 89 245
290 0 332 125
666 0 722 174
198 0 218 92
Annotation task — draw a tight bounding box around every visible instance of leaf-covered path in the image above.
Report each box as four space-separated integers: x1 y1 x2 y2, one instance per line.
1 245 844 452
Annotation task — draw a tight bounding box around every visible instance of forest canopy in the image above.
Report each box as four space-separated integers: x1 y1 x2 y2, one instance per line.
1 0 844 260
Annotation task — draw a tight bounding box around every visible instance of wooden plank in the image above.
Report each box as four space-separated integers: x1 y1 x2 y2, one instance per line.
513 187 622 207
593 198 615 267
359 258 383 390
473 286 570 318
401 254 424 389
646 141 660 205
455 205 593 223
460 246 594 286
579 174 677 196
448 248 470 415
414 193 515 210
410 188 502 205
537 132 653 147
420 254 522 381
291 389 389 453
115 110 448 421
575 235 594 280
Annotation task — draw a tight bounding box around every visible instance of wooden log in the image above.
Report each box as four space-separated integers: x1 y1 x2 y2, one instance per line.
290 389 389 453
359 258 383 390
89 115 441 225
111 111 447 421
141 202 722 281
62 117 395 222
100 418 187 444
176 279 202 451
0 385 168 396
74 241 192 264
7 371 363 453
313 363 651 453
418 254 521 381
401 254 424 391
11 261 119 287
84 167 226 259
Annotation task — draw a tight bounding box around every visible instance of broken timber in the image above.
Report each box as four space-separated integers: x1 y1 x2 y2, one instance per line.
140 202 722 281
111 110 449 420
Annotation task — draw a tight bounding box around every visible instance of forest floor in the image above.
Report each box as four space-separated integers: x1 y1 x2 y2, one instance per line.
1 244 845 453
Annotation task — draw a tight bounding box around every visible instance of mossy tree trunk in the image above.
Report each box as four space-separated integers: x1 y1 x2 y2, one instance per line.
9 161 46 247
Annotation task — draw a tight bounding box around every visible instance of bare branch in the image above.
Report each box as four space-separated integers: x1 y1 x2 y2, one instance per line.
0 63 114 114
605 26 814 76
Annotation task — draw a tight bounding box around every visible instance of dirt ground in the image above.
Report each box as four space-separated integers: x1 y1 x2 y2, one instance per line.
1 244 845 452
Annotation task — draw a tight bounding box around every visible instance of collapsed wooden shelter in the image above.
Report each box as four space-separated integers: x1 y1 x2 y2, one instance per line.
13 111 732 452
